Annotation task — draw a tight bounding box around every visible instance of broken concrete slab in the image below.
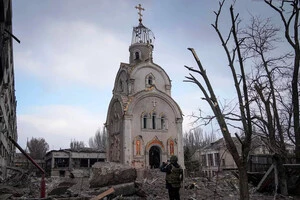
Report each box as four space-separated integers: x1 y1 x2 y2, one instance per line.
48 181 76 196
89 162 137 188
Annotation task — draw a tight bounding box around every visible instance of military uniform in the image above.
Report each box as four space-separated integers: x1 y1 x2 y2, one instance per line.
161 155 183 200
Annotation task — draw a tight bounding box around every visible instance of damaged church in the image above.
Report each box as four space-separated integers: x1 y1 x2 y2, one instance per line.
105 4 184 169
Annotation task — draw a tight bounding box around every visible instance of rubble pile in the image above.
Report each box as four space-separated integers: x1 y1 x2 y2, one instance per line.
0 168 41 199
138 169 298 200
137 169 236 200
0 165 299 199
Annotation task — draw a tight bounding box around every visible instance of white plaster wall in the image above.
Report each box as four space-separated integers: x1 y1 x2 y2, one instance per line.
129 95 181 167
131 63 171 96
123 114 133 166
108 96 183 169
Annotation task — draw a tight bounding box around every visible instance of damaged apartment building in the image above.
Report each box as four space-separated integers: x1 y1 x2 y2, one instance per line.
44 148 106 177
0 0 18 179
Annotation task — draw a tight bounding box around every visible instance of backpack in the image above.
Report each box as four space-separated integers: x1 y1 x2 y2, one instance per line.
166 164 183 188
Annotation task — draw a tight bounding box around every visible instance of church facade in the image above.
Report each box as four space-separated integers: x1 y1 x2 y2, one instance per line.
105 6 184 169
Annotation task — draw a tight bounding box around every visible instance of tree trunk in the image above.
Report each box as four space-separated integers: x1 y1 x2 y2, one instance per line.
293 51 300 163
238 164 249 200
274 154 288 195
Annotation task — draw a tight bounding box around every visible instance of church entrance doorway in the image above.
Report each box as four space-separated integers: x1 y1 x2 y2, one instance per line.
149 146 160 169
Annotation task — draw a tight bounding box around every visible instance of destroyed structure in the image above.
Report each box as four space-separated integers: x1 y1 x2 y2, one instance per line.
197 138 242 177
189 136 299 195
194 136 296 177
14 153 45 175
44 148 106 177
105 4 185 169
0 0 18 180
191 135 296 177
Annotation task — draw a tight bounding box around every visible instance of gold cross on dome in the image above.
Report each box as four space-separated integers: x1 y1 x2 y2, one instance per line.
135 4 145 22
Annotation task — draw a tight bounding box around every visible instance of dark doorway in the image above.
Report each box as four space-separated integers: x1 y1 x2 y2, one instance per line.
149 146 160 169
59 170 65 177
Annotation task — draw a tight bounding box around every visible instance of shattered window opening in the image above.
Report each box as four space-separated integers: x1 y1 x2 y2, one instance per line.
54 158 69 168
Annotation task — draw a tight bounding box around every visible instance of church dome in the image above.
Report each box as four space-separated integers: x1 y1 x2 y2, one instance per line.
129 4 155 64
131 22 155 45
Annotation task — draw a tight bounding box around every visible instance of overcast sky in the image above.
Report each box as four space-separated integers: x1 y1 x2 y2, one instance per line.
12 0 283 150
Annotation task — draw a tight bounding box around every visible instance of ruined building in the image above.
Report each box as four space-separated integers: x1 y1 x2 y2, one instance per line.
105 5 184 169
0 0 18 179
45 148 106 177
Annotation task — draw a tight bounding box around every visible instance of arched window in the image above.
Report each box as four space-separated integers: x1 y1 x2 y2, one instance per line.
135 51 140 60
119 80 123 92
152 113 156 129
143 114 148 129
161 116 165 130
148 76 153 85
145 74 155 88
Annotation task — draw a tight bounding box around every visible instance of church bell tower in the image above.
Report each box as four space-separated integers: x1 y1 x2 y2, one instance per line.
129 4 155 65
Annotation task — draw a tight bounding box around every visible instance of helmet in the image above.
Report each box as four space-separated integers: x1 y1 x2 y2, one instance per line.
170 155 178 163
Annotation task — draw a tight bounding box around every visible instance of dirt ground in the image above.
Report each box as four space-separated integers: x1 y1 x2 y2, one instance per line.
1 168 300 200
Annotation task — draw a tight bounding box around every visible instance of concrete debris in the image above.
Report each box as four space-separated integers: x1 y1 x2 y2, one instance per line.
89 162 137 188
0 194 13 200
0 185 24 197
90 187 115 200
48 181 76 196
0 165 299 199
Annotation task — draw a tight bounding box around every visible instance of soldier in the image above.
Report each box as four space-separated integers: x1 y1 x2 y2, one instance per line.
160 155 183 200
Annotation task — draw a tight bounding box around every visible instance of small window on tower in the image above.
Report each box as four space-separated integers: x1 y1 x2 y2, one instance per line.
135 52 140 60
145 74 155 88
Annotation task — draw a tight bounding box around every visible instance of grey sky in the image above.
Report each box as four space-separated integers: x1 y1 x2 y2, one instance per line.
12 0 283 150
